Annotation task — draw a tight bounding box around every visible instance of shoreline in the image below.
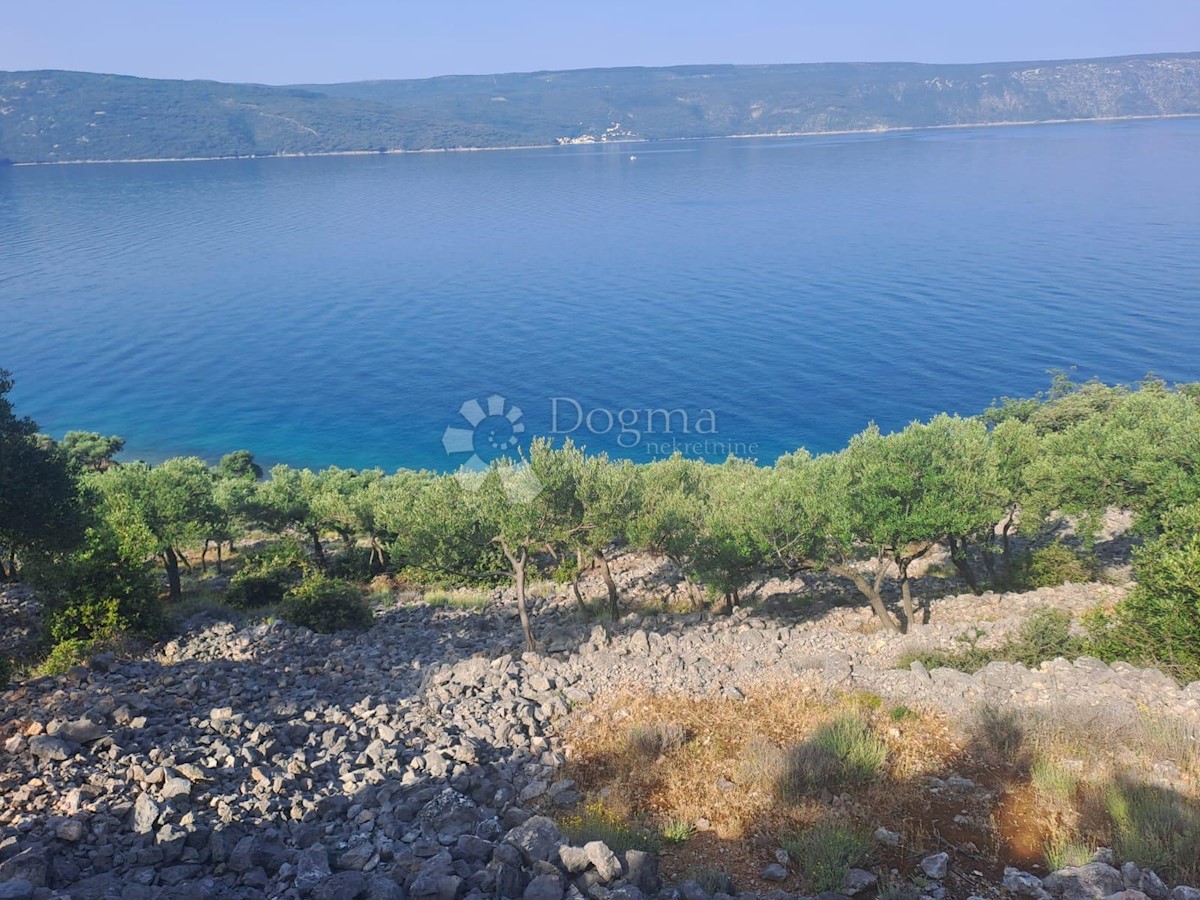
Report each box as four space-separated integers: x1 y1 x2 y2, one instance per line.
8 112 1200 168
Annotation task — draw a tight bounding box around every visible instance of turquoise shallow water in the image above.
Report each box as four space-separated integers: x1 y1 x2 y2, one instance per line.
3 119 1199 471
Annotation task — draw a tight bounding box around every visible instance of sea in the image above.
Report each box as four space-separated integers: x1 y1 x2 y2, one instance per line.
3 118 1198 472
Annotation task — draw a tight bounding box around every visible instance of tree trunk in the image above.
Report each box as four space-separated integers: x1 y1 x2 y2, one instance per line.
948 535 981 594
669 555 700 609
1001 511 1016 585
501 541 537 652
308 528 328 571
216 542 224 575
899 561 914 633
570 549 589 612
200 539 210 574
722 592 734 616
832 562 900 634
163 547 182 600
595 550 620 621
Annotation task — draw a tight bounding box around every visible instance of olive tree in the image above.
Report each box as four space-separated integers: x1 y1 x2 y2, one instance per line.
0 371 85 578
60 431 125 472
627 454 708 607
96 457 221 599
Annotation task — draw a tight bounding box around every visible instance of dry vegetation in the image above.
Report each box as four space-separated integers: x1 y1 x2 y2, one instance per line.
554 689 1200 896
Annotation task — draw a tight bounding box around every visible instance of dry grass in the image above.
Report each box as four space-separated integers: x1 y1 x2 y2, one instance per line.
559 690 1200 889
558 688 962 889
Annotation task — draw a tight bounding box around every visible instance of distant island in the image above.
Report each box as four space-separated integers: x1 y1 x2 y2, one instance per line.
2 52 1199 164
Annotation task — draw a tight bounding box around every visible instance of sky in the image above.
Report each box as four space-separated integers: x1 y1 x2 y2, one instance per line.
3 0 1198 84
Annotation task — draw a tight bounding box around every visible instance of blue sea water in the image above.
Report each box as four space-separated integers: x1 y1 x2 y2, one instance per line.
3 119 1199 472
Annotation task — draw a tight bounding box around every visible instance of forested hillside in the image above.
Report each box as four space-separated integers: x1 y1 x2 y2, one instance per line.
2 52 1199 163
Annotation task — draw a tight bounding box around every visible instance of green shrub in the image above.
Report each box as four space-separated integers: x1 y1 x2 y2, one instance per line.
553 553 581 584
1010 608 1081 667
1103 779 1200 883
27 526 164 645
689 868 736 895
1044 835 1095 871
329 544 377 581
279 575 373 633
1011 540 1098 589
778 716 887 799
1087 504 1200 683
780 821 872 892
423 588 491 611
900 608 1082 674
1031 757 1080 801
661 819 695 843
561 802 658 855
228 542 308 608
889 705 918 722
37 638 93 676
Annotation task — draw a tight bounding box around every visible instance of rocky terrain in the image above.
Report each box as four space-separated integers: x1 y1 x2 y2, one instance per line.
1 550 1198 900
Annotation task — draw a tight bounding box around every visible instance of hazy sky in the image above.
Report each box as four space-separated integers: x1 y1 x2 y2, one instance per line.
3 0 1197 84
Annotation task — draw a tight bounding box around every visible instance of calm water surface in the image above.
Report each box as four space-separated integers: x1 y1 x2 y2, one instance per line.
3 119 1199 470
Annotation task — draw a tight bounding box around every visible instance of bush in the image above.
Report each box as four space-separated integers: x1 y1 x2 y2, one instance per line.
37 638 93 676
628 721 688 758
329 544 377 581
973 703 1026 758
279 575 373 633
560 802 658 855
26 527 164 645
228 542 308 608
423 588 491 611
689 868 736 895
1101 779 1200 883
778 716 887 800
900 607 1083 674
780 821 872 892
1011 540 1098 589
1087 504 1200 683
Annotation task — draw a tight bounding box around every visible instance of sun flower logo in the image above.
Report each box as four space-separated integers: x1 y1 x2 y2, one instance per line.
442 394 541 501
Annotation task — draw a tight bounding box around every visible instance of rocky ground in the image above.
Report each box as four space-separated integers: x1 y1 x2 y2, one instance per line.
1 542 1198 900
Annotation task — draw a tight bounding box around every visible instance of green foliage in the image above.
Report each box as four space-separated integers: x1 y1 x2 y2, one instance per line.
24 511 164 645
888 704 918 722
661 819 695 844
1027 379 1200 535
1010 540 1098 588
1102 779 1200 883
422 588 491 611
60 431 125 471
560 802 659 855
279 574 373 633
37 638 94 676
228 542 309 608
779 821 872 892
1031 757 1080 801
217 450 263 481
778 716 887 799
1043 835 1095 871
688 868 736 895
901 608 1083 674
0 369 86 574
1088 503 1200 682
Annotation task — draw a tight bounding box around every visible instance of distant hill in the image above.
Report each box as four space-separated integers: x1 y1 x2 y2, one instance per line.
2 53 1199 164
